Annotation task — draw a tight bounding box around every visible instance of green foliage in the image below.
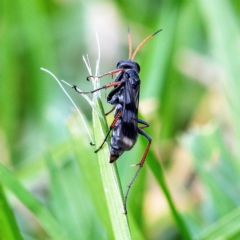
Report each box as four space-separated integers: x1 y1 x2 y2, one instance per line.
1 0 240 239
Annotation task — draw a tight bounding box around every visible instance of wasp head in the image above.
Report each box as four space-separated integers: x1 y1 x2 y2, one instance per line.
116 60 140 73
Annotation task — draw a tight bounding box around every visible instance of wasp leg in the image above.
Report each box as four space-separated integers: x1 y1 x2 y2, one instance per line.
105 106 116 116
73 81 123 94
86 69 124 81
94 111 122 153
137 128 152 166
138 118 150 129
123 128 151 214
123 165 142 215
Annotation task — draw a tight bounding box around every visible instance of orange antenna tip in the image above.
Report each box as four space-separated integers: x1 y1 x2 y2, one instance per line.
131 28 162 60
152 29 163 36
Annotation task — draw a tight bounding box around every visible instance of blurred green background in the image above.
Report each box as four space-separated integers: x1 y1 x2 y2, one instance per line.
1 0 240 239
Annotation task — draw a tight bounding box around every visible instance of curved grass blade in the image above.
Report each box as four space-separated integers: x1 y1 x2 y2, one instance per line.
0 184 23 240
0 162 69 240
85 31 131 239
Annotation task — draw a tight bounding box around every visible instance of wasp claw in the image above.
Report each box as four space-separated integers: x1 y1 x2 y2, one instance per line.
86 76 92 81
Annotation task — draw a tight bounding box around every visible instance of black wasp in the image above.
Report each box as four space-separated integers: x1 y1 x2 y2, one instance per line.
73 28 162 214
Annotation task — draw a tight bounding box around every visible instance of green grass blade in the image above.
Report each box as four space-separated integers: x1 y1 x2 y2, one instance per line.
0 162 69 240
66 114 114 239
194 207 240 240
147 150 192 240
0 184 23 240
80 36 131 238
92 98 132 240
197 0 240 147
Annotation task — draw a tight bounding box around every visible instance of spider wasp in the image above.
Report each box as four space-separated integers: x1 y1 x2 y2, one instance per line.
73 28 162 214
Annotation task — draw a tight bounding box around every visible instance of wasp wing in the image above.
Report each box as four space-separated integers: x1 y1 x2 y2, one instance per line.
121 76 140 140
122 76 140 117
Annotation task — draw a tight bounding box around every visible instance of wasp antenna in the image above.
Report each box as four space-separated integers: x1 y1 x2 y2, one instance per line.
128 26 133 60
131 29 162 60
152 28 163 36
